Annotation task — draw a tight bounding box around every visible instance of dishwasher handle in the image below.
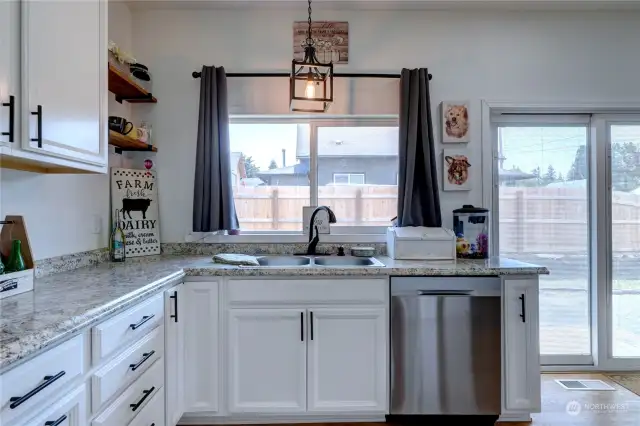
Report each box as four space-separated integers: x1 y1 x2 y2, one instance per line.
417 290 474 296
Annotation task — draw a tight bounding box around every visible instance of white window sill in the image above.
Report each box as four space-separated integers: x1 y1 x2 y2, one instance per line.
186 231 386 244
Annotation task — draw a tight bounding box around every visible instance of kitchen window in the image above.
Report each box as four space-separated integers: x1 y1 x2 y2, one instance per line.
333 173 365 185
227 116 399 233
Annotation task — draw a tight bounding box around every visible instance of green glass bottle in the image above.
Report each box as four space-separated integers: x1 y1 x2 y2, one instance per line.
110 209 126 262
5 240 26 273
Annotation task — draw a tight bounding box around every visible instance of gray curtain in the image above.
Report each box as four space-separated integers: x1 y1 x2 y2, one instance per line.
397 68 442 227
193 66 239 232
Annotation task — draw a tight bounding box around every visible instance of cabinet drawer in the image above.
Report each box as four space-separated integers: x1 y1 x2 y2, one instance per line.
92 294 163 363
92 360 164 426
227 278 387 305
92 326 164 412
1 334 85 426
127 388 165 426
18 384 87 426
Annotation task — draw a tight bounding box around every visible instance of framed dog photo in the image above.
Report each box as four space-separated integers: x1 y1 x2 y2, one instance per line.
443 149 472 191
442 101 470 143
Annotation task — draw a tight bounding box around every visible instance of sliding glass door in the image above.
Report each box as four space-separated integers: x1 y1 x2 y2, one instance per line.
607 119 640 366
493 115 593 365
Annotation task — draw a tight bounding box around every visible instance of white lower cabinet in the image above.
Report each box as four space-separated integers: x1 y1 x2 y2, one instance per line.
19 384 87 426
224 282 389 417
165 284 185 426
307 308 387 413
228 309 307 413
183 281 220 413
502 276 541 417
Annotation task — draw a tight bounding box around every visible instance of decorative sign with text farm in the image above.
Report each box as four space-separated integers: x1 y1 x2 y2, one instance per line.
111 168 160 257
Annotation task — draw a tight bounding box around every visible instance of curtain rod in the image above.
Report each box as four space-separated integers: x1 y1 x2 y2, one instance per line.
191 71 433 80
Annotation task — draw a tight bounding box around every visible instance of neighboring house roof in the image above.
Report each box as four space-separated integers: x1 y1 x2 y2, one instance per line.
296 125 398 157
256 163 309 177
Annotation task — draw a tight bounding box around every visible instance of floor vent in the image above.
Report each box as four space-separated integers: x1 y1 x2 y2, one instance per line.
556 379 616 391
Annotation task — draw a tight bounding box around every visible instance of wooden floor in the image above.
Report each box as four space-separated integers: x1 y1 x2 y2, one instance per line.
189 373 640 426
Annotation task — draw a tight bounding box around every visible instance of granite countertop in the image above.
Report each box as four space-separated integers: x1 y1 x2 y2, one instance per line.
0 254 547 372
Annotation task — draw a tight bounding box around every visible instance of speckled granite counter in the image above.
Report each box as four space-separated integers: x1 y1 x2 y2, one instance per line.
0 254 547 372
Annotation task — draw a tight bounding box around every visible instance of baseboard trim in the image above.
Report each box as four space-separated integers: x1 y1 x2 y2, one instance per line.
497 412 532 422
179 414 387 425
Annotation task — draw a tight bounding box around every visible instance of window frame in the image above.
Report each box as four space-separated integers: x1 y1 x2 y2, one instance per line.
332 173 366 185
224 115 399 237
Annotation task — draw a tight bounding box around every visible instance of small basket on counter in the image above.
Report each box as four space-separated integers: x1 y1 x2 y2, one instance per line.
0 216 35 299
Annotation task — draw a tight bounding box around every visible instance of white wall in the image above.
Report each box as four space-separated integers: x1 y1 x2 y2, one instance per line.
0 2 137 260
131 8 640 241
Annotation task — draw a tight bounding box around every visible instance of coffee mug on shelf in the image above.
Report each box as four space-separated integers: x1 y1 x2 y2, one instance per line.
108 116 134 136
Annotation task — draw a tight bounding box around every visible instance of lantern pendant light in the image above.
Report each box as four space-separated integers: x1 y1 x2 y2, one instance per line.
290 0 334 113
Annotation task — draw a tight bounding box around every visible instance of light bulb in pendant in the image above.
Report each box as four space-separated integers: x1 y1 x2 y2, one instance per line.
305 80 315 98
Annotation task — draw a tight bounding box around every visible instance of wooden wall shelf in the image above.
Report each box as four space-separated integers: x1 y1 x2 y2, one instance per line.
108 64 157 104
109 130 157 153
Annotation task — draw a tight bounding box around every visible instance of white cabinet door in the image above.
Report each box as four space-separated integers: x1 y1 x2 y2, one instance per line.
307 308 387 413
502 277 541 414
227 308 307 414
165 284 185 425
20 384 87 426
184 281 220 413
21 0 107 167
0 0 19 148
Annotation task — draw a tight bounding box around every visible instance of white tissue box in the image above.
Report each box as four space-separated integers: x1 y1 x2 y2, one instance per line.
386 226 456 261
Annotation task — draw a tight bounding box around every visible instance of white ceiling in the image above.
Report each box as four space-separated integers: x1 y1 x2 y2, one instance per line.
123 0 640 11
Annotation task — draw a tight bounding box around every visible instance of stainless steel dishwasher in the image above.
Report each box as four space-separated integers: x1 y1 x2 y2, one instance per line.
390 276 501 415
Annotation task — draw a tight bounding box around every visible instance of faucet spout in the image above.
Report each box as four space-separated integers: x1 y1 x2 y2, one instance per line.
306 206 337 255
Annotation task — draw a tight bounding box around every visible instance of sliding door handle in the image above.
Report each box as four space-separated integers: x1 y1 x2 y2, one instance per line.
2 95 15 142
31 105 42 148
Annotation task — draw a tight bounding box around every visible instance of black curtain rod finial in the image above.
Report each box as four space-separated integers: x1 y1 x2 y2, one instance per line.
192 71 202 78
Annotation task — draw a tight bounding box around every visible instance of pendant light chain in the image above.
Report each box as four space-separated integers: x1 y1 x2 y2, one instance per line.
306 0 313 46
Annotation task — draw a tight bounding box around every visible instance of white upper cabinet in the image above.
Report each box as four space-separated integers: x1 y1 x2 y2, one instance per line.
502 277 541 415
0 0 19 148
307 308 387 413
18 0 107 171
227 308 307 414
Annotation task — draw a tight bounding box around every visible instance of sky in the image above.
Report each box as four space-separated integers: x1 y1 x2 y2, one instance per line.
500 125 640 178
229 123 299 170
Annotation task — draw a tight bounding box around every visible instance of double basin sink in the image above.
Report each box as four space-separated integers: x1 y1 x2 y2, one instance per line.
255 256 384 268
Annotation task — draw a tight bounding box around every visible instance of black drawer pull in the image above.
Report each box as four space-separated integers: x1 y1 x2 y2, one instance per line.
31 105 42 148
129 350 155 371
310 311 314 341
9 371 66 409
2 95 15 142
519 294 526 323
130 386 155 411
170 291 178 323
45 414 67 426
130 314 154 330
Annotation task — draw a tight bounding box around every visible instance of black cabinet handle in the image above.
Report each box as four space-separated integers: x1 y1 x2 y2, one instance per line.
519 294 526 323
44 414 67 426
130 386 155 411
9 371 66 409
300 312 304 341
31 105 42 148
130 314 154 330
129 350 156 371
2 95 15 142
170 291 178 323
310 311 314 341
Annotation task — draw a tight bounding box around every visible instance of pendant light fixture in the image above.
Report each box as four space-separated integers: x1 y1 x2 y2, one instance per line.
290 0 334 113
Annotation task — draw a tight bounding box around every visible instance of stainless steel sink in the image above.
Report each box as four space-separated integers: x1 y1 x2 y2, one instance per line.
313 257 380 267
256 256 311 267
